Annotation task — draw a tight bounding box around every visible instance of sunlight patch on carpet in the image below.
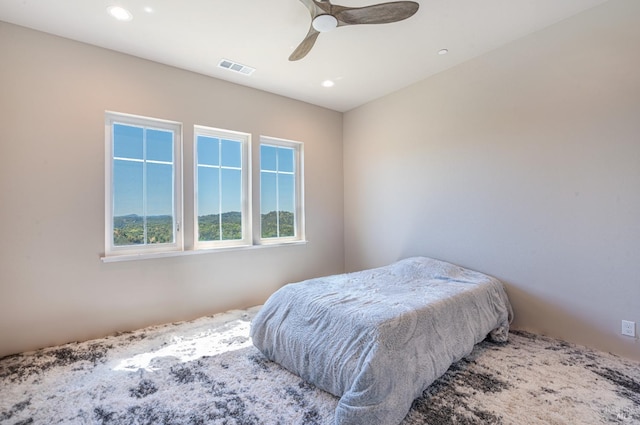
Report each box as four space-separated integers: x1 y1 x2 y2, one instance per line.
113 320 252 372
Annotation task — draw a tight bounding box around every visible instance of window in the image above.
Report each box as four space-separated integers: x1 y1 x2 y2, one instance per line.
103 112 305 261
260 137 304 243
195 126 251 248
105 112 182 256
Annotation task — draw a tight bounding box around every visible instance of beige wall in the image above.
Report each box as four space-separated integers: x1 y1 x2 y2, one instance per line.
344 1 640 361
2 1 639 362
0 22 344 358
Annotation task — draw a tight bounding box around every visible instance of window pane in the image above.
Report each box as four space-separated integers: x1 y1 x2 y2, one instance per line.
198 214 220 242
113 124 143 159
146 162 174 244
146 216 173 244
197 136 219 166
221 168 241 240
221 168 241 213
277 147 294 173
261 145 277 171
221 213 241 240
278 173 295 237
146 163 173 216
197 166 220 241
222 139 241 168
260 172 277 215
113 159 143 246
279 211 295 237
147 128 173 162
261 172 277 238
278 173 295 214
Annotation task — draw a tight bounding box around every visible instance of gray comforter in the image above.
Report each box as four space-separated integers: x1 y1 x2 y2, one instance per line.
250 257 513 425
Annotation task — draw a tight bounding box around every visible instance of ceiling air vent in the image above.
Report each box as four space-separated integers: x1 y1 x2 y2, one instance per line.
218 59 255 76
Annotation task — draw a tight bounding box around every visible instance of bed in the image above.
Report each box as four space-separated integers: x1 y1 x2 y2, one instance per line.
250 257 513 425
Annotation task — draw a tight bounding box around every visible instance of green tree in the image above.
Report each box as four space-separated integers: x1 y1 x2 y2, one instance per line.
198 212 242 241
261 211 294 238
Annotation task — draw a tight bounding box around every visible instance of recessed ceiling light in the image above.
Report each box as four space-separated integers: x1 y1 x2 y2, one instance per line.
143 6 154 13
438 48 449 55
107 6 133 21
321 80 335 88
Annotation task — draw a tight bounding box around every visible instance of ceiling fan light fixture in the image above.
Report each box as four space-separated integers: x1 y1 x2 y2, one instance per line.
312 14 338 32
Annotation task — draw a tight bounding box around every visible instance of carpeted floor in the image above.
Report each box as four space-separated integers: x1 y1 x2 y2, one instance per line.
1 306 639 425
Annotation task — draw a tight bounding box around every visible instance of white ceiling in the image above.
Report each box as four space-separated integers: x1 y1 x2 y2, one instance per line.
0 0 609 112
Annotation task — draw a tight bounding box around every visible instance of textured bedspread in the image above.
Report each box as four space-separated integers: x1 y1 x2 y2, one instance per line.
250 257 513 425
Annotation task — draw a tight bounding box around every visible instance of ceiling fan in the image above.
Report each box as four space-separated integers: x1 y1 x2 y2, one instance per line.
289 0 420 61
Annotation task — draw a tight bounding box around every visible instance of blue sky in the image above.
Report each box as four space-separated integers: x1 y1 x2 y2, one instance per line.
113 124 173 217
197 136 242 216
113 124 295 218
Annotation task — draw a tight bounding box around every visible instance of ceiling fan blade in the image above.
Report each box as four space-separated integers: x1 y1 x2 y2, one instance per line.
289 26 321 61
335 1 419 26
299 0 325 17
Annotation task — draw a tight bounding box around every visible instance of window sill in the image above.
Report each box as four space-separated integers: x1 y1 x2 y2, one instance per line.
100 240 308 263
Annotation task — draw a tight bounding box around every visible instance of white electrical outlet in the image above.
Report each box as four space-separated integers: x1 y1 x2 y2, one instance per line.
621 320 636 337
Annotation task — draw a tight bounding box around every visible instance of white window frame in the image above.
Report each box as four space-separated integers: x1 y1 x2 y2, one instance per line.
104 111 183 257
258 136 305 245
194 125 252 249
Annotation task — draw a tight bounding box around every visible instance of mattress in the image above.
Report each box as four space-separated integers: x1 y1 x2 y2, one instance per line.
250 257 513 425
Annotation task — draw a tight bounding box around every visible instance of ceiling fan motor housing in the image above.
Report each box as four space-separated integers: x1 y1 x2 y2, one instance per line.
312 14 339 32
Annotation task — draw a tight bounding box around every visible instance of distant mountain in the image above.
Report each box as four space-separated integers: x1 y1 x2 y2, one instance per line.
198 211 241 224
113 211 294 245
